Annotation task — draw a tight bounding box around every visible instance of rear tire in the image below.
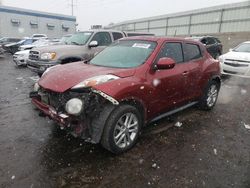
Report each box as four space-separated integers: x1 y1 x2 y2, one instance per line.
198 80 220 110
101 104 142 154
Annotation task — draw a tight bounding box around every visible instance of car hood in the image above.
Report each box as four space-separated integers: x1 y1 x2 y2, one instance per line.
5 42 17 47
15 50 30 55
39 62 136 93
222 51 250 61
33 44 85 54
20 44 35 49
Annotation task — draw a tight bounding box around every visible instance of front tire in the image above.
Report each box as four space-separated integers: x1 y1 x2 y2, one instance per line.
101 104 142 154
198 80 220 110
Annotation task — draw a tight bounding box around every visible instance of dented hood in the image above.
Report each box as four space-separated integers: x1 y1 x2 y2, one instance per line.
38 62 136 92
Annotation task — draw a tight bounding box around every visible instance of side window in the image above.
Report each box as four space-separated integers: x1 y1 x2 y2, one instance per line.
200 38 208 45
157 42 184 63
207 37 216 45
91 32 112 46
112 32 123 41
214 38 221 44
184 43 202 61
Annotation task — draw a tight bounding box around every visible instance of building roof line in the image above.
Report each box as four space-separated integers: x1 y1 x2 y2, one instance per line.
109 0 250 27
0 5 76 22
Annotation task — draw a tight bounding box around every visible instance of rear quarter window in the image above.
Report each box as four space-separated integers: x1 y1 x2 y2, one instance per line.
184 43 202 61
112 32 124 41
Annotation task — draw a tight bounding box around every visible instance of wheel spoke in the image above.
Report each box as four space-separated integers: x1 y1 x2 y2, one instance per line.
116 133 125 145
128 121 138 128
129 127 138 133
124 114 130 126
126 132 132 144
115 129 124 140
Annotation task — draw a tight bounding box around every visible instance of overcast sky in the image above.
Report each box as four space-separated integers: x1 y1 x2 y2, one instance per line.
1 0 247 30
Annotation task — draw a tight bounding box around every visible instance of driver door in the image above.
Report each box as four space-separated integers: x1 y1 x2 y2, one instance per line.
148 41 190 117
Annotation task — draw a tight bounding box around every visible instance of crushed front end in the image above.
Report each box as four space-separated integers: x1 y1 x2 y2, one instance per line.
30 85 118 143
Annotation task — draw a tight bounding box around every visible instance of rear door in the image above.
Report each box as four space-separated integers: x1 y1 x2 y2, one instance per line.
183 42 203 100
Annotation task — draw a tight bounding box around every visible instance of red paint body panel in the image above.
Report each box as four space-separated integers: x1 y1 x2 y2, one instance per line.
38 36 220 122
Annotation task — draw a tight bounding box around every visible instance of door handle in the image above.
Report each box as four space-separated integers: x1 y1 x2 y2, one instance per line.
182 71 189 76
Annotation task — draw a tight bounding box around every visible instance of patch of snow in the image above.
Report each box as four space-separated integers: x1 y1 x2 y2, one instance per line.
153 79 161 87
174 122 183 128
241 89 247 95
243 123 250 129
213 148 217 155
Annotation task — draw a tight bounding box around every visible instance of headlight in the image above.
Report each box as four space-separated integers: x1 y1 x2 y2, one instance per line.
33 82 40 92
41 52 56 60
72 75 120 89
65 98 83 115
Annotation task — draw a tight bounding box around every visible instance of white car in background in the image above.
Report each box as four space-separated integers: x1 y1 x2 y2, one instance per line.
13 39 56 66
13 50 30 66
219 41 250 78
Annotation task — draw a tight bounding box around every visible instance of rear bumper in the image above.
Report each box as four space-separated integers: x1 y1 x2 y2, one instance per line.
27 59 58 74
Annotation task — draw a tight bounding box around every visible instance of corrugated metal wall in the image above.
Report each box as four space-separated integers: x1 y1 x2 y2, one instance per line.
107 1 250 37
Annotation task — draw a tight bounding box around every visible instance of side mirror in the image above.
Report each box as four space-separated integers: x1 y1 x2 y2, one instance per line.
156 57 176 70
229 48 233 52
88 41 98 48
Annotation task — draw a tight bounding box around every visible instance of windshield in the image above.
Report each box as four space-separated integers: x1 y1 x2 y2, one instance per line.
233 43 250 53
0 38 7 42
90 40 157 68
66 32 93 45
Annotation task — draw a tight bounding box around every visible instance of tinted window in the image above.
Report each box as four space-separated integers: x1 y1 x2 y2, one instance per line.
214 38 221 43
91 32 112 46
208 37 216 45
185 43 202 61
200 38 208 45
157 42 184 63
112 32 123 41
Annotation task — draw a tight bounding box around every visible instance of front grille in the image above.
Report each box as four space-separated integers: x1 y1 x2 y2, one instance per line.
38 88 89 112
223 70 244 75
29 50 40 60
224 62 249 67
225 59 250 63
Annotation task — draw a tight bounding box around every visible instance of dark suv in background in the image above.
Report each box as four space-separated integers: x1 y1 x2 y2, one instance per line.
187 36 223 59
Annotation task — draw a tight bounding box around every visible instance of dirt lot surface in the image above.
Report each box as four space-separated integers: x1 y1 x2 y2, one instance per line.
0 54 250 188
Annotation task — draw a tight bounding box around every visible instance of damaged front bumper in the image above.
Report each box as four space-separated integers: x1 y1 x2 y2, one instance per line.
30 88 118 143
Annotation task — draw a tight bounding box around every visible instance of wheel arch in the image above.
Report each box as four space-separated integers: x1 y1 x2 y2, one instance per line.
59 56 83 64
119 98 146 125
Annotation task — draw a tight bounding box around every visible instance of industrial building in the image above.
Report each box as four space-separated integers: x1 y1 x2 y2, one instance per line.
106 1 250 51
0 5 76 38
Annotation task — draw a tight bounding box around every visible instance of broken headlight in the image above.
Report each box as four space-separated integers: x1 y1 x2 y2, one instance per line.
65 98 83 115
71 75 120 89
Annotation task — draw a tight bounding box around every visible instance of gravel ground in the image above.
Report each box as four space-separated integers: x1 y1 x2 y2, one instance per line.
0 54 250 188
